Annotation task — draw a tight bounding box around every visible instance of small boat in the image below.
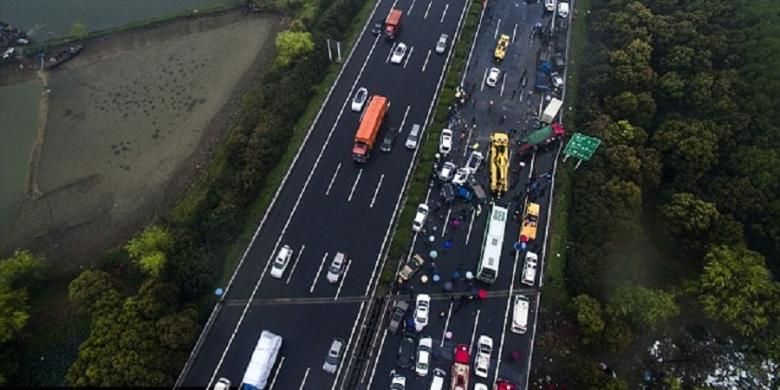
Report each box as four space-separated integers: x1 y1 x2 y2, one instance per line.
43 44 83 70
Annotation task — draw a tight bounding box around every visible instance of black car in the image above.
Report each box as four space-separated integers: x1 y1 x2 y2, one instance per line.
440 183 455 204
397 336 415 368
371 19 383 36
553 53 566 71
380 130 397 152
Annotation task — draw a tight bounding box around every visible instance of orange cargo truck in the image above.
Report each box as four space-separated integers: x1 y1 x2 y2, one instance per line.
384 8 403 40
353 95 389 163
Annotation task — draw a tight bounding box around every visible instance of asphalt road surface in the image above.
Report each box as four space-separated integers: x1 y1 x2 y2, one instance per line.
178 0 472 389
361 0 571 389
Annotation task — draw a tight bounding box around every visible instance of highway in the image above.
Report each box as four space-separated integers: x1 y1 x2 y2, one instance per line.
177 0 472 389
361 0 568 389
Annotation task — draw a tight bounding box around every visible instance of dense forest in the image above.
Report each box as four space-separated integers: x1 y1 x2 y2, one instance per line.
559 0 780 387
0 0 368 385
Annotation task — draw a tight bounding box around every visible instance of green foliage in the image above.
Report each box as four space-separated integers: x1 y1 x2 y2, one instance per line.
68 270 122 315
125 225 172 278
69 22 88 38
697 245 779 336
606 285 679 329
572 294 605 344
568 358 629 389
274 30 315 68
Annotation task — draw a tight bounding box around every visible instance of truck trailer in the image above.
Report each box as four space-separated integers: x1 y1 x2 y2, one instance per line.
518 123 565 157
541 98 563 123
384 8 403 40
353 95 389 163
240 331 283 390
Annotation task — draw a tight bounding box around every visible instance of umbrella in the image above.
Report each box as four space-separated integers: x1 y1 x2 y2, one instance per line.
452 271 461 280
429 250 438 259
432 273 441 283
443 240 453 249
444 281 453 291
421 275 429 284
478 289 488 300
465 271 474 280
428 235 436 243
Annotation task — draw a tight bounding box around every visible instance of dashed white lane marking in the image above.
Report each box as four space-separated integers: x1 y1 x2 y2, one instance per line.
403 46 414 69
440 206 452 237
512 23 518 43
494 18 501 39
440 300 454 347
408 0 416 15
468 309 482 354
325 162 342 196
268 356 285 390
465 208 476 245
309 252 329 293
463 125 474 157
399 105 411 133
205 33 383 389
298 367 310 390
385 41 397 63
347 169 363 202
481 67 488 91
421 49 432 72
424 0 433 19
500 71 507 96
285 245 306 284
440 3 449 23
334 259 352 300
370 174 385 208
494 250 521 381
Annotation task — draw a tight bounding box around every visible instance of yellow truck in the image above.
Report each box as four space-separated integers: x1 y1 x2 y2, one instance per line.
494 34 510 61
519 202 540 244
489 132 509 196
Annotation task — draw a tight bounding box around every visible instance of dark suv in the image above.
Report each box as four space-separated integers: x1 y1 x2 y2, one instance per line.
397 336 415 368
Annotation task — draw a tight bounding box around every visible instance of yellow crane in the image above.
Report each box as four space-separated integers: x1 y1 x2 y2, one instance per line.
489 132 509 196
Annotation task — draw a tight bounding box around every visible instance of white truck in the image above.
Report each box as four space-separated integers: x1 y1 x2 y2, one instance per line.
474 335 493 378
241 330 283 390
541 98 563 123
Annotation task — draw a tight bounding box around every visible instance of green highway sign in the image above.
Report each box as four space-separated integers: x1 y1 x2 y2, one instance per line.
564 133 601 161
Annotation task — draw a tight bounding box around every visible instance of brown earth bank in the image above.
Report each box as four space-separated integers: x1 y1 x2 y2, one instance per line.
0 8 284 273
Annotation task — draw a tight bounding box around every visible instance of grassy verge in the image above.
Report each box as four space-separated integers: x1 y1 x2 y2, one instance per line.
218 0 377 285
541 0 591 308
378 0 483 292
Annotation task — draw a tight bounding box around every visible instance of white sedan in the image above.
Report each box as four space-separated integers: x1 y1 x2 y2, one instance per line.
390 42 408 64
438 162 456 182
412 203 429 232
351 87 368 112
486 67 501 87
452 167 470 186
415 336 433 376
414 294 431 332
439 128 453 155
466 150 484 172
558 1 570 18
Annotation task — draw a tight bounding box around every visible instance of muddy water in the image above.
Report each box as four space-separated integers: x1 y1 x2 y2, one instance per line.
0 0 236 39
0 79 41 226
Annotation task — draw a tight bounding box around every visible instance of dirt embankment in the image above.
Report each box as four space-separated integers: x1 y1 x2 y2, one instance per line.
0 9 284 272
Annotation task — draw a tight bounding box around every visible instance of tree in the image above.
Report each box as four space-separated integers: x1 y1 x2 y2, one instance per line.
125 225 172 278
698 245 778 336
607 285 679 329
572 294 606 344
661 192 720 241
275 30 314 68
69 270 122 315
0 251 44 344
653 118 720 187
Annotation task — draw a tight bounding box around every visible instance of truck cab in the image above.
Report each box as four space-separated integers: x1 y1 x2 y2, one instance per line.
385 8 403 40
520 202 541 244
494 34 510 61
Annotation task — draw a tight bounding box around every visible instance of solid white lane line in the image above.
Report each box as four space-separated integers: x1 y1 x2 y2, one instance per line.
494 18 501 39
348 169 363 202
481 67 488 92
370 174 385 208
424 0 433 19
399 105 411 133
310 252 329 293
494 251 521 380
440 3 449 23
500 72 507 96
408 0 416 15
528 152 536 180
403 46 414 69
468 309 482 354
206 33 383 389
421 49 432 72
325 162 342 196
440 206 452 237
538 94 544 116
285 245 306 284
334 260 351 300
360 299 393 383
268 356 285 390
298 367 310 390
366 327 390 388
385 41 397 63
440 300 454 347
465 208 476 245
512 23 518 43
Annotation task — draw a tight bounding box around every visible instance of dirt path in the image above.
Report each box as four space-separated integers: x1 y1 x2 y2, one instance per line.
27 70 48 200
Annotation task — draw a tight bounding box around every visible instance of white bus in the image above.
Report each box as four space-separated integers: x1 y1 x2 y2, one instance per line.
241 330 283 390
476 204 508 283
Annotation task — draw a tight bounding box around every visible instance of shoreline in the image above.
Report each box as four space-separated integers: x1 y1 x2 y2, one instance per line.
27 70 48 200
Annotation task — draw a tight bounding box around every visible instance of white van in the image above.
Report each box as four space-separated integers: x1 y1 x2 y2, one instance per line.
405 124 421 149
511 295 530 334
429 368 446 390
521 251 538 286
